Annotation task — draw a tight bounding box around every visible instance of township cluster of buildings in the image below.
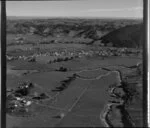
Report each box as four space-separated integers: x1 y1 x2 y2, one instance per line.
7 47 142 63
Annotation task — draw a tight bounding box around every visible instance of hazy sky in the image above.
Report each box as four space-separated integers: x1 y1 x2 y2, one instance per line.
6 0 143 18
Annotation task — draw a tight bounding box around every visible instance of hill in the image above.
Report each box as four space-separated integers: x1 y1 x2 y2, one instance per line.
7 18 142 47
100 24 143 48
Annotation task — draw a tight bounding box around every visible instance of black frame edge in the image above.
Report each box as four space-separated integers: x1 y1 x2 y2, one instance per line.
143 0 148 127
1 1 7 128
1 0 148 128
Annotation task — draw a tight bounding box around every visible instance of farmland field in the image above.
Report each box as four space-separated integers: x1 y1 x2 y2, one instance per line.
6 18 143 128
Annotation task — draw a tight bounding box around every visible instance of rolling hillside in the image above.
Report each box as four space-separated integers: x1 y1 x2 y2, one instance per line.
7 18 143 48
100 24 143 48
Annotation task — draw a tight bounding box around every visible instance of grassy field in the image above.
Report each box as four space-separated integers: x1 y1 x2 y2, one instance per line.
7 52 142 127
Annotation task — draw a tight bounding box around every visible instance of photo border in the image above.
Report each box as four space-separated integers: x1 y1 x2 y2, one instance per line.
1 0 148 127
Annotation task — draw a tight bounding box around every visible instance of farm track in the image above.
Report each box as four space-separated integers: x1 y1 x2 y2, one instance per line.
68 87 89 112
36 103 68 111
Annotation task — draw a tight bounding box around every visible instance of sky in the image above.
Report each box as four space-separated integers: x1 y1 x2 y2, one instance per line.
6 0 143 18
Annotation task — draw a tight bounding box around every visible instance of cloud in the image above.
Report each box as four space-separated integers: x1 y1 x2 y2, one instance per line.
82 7 143 13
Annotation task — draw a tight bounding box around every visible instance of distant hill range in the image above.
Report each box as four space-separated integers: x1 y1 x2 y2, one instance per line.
7 18 143 48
